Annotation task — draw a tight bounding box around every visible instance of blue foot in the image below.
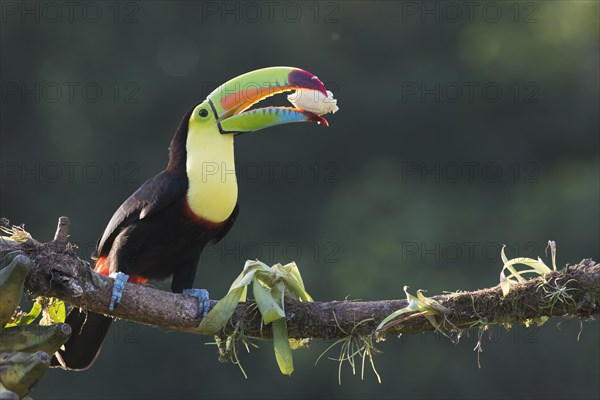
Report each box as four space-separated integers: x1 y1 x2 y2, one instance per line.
108 272 129 312
184 288 211 318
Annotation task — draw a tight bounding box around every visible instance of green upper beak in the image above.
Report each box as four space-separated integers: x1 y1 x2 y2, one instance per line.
206 66 330 134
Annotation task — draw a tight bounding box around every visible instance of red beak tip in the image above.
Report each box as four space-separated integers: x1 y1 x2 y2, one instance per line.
318 117 329 127
289 69 328 96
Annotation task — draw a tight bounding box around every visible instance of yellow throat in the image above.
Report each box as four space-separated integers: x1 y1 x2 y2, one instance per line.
185 119 238 223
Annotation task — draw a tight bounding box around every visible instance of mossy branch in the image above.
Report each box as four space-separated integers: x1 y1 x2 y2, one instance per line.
1 217 598 340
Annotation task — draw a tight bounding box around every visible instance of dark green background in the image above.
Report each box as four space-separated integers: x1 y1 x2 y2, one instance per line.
1 1 598 399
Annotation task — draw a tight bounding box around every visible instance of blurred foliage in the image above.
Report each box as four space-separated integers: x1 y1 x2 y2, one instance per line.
0 251 70 399
0 1 598 399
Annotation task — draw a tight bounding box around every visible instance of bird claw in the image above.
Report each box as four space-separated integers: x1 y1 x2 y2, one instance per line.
183 288 211 318
108 272 129 312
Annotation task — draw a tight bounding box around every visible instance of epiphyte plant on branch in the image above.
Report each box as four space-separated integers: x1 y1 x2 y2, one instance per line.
199 260 313 376
0 249 71 400
50 67 339 371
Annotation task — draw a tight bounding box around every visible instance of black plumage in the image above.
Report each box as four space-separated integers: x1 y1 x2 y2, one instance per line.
52 108 238 370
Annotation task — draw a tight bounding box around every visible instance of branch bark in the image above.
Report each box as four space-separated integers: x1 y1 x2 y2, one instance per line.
1 217 599 340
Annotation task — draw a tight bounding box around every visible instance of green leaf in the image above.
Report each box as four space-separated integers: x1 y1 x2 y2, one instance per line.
253 280 285 324
416 290 449 314
5 302 42 327
271 281 286 309
272 318 293 375
376 287 448 336
197 287 245 334
276 266 313 302
499 245 552 296
198 261 270 333
375 288 419 333
239 285 248 303
47 298 66 324
229 263 263 292
547 240 557 271
285 262 306 291
227 260 270 291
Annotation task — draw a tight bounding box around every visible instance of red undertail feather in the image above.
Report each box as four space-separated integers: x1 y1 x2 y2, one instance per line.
94 256 110 275
94 256 148 285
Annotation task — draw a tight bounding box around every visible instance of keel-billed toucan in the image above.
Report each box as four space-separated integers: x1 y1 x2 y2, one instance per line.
52 67 333 370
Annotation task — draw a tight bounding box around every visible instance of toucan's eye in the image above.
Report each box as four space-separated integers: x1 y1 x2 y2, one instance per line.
198 109 209 118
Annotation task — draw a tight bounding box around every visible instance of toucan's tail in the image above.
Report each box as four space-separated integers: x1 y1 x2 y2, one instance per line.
51 308 112 370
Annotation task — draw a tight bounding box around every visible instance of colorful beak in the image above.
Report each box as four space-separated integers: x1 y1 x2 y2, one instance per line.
206 67 330 134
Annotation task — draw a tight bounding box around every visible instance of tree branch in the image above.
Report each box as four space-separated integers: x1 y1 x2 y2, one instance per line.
1 217 598 340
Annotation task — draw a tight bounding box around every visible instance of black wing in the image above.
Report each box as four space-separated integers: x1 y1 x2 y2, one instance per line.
93 171 188 258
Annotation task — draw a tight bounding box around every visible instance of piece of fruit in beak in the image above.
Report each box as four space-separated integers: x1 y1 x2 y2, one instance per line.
287 89 339 116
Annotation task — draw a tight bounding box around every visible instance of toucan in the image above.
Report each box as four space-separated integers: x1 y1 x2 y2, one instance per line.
52 67 332 370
